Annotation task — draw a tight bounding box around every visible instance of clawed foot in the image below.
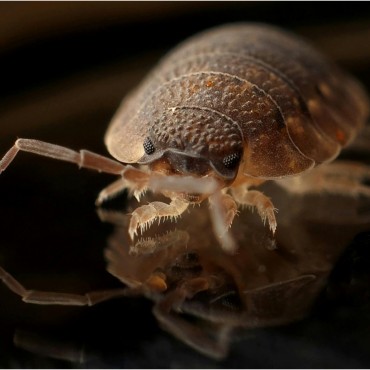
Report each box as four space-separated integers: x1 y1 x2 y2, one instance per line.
128 198 189 240
208 187 277 253
231 187 278 234
246 191 277 234
92 166 277 253
95 166 151 206
118 184 277 255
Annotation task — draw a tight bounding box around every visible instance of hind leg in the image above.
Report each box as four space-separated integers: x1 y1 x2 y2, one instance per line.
276 160 370 197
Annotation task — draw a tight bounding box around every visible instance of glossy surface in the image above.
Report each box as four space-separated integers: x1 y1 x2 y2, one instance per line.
99 178 370 359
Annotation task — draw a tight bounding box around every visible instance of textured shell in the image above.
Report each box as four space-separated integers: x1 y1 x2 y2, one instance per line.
105 23 369 179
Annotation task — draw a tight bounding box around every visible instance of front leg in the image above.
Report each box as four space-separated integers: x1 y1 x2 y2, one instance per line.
208 192 238 253
129 197 189 240
96 167 150 205
231 186 277 233
0 139 126 175
0 138 153 204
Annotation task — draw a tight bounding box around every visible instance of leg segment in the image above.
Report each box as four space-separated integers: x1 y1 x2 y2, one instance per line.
95 170 149 206
0 266 131 306
276 160 370 197
231 186 277 233
128 197 189 240
208 192 238 253
0 139 126 175
14 329 88 363
0 139 153 204
149 174 219 194
153 277 231 360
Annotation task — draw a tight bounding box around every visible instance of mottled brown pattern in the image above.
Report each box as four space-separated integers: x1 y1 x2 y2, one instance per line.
106 23 368 179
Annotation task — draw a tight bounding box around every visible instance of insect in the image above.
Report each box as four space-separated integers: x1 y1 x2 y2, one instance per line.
0 23 369 253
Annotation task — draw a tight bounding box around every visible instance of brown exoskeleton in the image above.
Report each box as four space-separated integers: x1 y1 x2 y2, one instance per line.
0 23 369 252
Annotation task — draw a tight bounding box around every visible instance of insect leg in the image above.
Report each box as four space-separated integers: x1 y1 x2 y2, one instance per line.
148 174 219 195
231 187 277 234
0 138 125 175
13 329 88 364
129 229 190 256
153 277 231 360
275 160 370 197
128 197 189 240
208 192 238 253
95 166 151 205
0 266 133 306
96 208 129 227
97 173 220 215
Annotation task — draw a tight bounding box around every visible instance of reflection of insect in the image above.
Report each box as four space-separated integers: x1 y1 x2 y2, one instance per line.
0 23 368 251
0 200 331 361
2 183 370 361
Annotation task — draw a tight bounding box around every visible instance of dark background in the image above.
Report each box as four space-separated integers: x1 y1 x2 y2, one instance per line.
0 2 370 368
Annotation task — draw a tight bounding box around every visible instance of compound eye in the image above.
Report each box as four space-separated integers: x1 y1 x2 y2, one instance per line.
143 137 155 155
222 152 241 169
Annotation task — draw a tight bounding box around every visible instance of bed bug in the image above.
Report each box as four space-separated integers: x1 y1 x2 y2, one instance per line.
0 23 369 252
